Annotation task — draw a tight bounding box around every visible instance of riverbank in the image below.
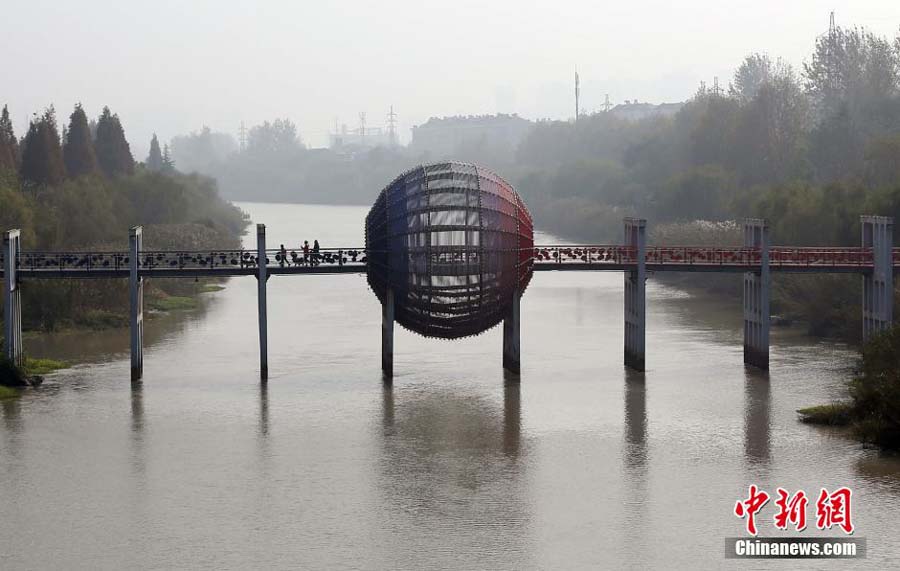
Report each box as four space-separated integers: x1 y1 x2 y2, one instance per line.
0 356 67 388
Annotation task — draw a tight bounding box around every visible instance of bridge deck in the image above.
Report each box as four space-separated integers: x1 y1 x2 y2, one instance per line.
1 245 896 278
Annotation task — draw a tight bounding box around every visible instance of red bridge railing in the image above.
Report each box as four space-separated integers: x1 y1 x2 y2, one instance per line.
530 245 885 270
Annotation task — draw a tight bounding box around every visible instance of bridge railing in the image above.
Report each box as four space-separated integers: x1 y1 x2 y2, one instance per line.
3 247 371 273
528 245 882 269
645 246 760 266
769 247 873 268
1 245 894 275
134 247 370 271
531 245 636 265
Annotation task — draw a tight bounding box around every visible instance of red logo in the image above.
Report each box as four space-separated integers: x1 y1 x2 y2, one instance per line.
773 488 808 532
815 487 854 534
735 486 854 535
734 485 771 536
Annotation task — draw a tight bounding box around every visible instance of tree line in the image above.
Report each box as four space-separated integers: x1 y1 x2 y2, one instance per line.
0 102 247 333
512 22 900 247
0 103 177 190
166 119 419 205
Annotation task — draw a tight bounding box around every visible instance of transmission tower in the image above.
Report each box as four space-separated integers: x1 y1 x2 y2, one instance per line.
575 67 581 122
387 105 398 146
358 112 367 142
238 121 247 153
603 93 611 113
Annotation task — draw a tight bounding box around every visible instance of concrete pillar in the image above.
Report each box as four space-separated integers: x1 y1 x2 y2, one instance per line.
624 218 646 371
503 289 521 375
862 215 893 341
3 229 23 367
382 287 394 377
743 219 770 369
257 224 268 380
129 226 144 381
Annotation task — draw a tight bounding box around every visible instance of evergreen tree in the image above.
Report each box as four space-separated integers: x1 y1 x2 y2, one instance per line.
162 143 176 173
94 106 134 177
0 104 18 173
63 103 99 177
20 106 66 187
146 133 164 171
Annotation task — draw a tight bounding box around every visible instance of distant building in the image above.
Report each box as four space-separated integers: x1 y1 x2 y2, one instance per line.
409 114 533 160
609 101 683 122
329 125 393 151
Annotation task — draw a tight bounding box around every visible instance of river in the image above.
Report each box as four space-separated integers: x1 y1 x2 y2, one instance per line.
2 202 899 569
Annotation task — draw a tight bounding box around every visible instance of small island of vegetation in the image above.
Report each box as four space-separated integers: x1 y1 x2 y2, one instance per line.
799 327 900 450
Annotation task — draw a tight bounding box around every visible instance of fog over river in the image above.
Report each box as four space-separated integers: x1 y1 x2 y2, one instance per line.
3 202 899 569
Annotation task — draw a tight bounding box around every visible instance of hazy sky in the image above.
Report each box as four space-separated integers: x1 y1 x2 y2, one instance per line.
5 1 900 156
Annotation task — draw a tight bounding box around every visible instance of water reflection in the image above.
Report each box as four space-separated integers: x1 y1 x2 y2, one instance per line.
130 384 146 478
381 383 394 432
623 370 647 469
380 380 523 463
23 291 219 365
259 382 269 438
856 454 900 494
622 370 648 558
1 396 23 460
743 367 771 467
378 379 527 565
503 381 521 457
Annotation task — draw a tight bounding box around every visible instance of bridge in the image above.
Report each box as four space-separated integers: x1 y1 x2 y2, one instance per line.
2 216 895 380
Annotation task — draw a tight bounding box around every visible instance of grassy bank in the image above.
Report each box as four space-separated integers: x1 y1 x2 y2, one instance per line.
0 355 68 389
25 357 67 375
0 385 19 399
797 403 853 426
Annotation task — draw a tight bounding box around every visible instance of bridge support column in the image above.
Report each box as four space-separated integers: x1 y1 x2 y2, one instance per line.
129 226 144 381
862 215 893 342
3 229 23 367
503 288 521 375
382 287 394 377
257 224 268 380
743 219 770 369
624 218 646 371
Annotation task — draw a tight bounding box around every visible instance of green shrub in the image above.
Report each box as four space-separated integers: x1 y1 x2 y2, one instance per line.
848 327 900 448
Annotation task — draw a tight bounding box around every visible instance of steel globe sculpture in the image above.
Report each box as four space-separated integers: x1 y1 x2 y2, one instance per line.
366 162 534 339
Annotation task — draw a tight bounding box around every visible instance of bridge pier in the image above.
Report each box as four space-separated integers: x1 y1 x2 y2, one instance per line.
862 215 893 341
129 226 144 381
743 219 770 369
3 229 23 367
624 218 646 371
257 224 268 380
382 287 394 377
503 288 521 375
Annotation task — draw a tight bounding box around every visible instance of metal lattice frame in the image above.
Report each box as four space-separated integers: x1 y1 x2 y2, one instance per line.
366 162 534 339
